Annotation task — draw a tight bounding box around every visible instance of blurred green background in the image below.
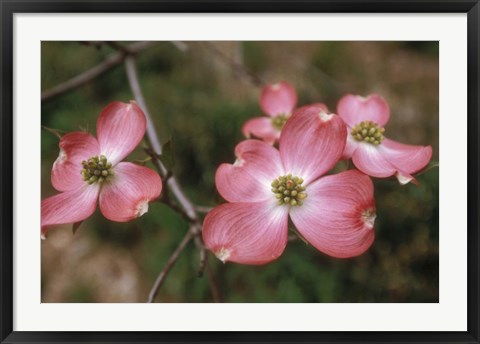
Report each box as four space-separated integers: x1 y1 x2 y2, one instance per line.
41 41 439 303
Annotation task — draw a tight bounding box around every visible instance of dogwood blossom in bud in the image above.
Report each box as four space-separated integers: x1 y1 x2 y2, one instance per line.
242 81 328 144
41 101 162 238
204 104 376 265
337 94 433 185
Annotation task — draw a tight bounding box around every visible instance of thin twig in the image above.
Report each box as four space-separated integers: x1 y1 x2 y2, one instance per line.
41 41 156 102
41 125 64 139
194 234 207 277
288 234 299 242
202 42 265 88
206 259 223 303
158 193 193 224
170 41 188 52
105 41 132 54
79 41 104 50
147 230 195 303
195 205 214 214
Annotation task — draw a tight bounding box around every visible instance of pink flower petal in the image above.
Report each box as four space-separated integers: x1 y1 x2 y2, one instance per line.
352 139 432 182
96 101 147 165
216 140 285 203
260 81 297 117
242 116 280 145
395 170 417 185
41 184 100 237
379 138 433 175
342 129 360 159
279 104 346 184
99 162 162 222
352 143 397 178
51 132 100 192
337 94 390 128
310 102 329 112
202 201 289 265
290 170 375 258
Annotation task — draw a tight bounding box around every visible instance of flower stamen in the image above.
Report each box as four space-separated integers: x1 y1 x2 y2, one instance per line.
81 155 114 185
351 120 385 145
271 114 289 131
271 174 307 206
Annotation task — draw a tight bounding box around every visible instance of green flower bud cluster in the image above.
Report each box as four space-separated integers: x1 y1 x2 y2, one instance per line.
81 155 114 185
271 114 289 131
271 174 307 206
351 120 385 145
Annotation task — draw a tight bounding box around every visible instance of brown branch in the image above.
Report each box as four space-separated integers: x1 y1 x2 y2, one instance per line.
105 41 132 54
147 229 195 303
206 259 223 303
201 42 265 88
195 205 214 214
41 41 157 102
170 41 188 52
157 191 193 224
194 234 207 277
288 234 299 242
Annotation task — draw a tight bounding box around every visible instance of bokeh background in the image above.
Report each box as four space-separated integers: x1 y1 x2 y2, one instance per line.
41 41 439 303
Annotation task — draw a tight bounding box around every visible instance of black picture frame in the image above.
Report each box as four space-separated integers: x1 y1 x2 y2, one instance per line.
1 1 479 343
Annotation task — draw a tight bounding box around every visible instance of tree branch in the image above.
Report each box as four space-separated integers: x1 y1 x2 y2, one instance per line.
201 42 265 88
195 205 214 214
41 41 157 102
206 259 223 303
147 229 195 303
194 234 207 277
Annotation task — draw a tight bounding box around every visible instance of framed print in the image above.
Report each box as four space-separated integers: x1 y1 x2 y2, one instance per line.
1 1 479 343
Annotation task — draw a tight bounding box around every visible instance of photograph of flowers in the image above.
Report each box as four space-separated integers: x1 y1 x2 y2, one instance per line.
40 41 439 303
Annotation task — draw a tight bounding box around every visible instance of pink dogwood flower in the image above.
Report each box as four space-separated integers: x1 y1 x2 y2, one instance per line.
41 101 162 237
203 104 376 265
242 81 301 144
337 94 433 185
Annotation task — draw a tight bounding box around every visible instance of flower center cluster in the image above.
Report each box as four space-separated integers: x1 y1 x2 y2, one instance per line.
351 120 385 145
81 155 114 185
271 114 289 131
271 174 307 206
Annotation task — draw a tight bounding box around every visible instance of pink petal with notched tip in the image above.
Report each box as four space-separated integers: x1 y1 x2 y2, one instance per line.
96 101 147 165
279 104 346 185
242 116 280 145
395 170 417 185
216 140 285 203
309 102 329 112
379 138 433 175
260 81 297 117
337 94 390 128
51 132 100 192
352 143 397 178
98 162 162 222
290 170 375 258
352 139 432 183
202 201 289 265
41 184 100 237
